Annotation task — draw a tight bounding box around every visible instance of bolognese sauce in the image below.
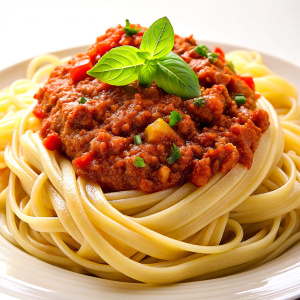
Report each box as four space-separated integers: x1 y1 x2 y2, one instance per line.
33 23 270 193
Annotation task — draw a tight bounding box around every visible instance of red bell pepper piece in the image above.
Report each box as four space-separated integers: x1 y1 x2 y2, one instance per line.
43 133 61 151
33 107 47 119
73 152 93 169
240 76 255 91
214 47 226 63
70 58 93 82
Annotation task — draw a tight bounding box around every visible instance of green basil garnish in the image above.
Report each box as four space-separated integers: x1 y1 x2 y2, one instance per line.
226 61 235 73
234 94 246 105
79 96 87 104
193 96 206 107
88 17 201 99
134 135 142 145
194 45 210 57
167 144 181 164
139 17 174 60
156 52 200 99
122 19 140 36
133 156 146 167
138 61 157 88
194 44 220 63
208 52 219 63
169 111 183 127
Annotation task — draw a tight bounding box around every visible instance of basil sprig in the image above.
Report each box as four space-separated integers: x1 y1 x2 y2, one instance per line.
123 19 140 36
87 17 201 99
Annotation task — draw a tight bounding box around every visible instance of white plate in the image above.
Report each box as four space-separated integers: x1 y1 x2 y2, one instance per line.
0 43 300 300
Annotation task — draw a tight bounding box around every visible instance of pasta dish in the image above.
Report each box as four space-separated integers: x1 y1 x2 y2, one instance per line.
0 19 299 284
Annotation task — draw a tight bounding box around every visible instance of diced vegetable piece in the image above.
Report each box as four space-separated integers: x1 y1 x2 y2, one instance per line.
70 58 93 82
240 76 255 91
158 166 171 183
73 152 93 169
214 47 226 62
145 118 179 143
43 133 61 151
33 107 47 119
234 94 247 105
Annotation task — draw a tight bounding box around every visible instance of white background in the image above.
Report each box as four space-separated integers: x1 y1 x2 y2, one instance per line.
0 0 300 70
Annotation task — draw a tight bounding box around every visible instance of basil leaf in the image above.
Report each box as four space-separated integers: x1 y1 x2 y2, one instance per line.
87 46 145 86
140 17 174 60
155 52 200 99
137 51 152 61
138 62 157 88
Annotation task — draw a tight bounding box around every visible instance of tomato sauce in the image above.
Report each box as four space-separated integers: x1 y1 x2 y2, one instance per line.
33 24 269 193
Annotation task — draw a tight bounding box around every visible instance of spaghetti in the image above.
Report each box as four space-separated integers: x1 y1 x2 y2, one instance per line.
0 50 299 284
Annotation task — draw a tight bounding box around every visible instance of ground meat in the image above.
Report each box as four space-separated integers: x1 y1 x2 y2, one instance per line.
33 23 270 193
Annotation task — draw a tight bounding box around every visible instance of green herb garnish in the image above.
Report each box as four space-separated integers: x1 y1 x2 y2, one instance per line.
133 156 146 167
134 135 142 145
208 52 219 63
167 144 182 164
234 94 246 105
169 111 183 127
194 45 210 57
87 17 200 99
226 61 235 73
193 96 206 107
122 19 140 36
194 44 219 63
79 96 87 104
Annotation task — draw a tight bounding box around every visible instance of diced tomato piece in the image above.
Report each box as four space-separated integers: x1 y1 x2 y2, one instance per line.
240 76 255 91
214 47 226 63
70 58 93 82
43 133 61 151
33 107 47 119
119 35 133 45
87 27 125 61
73 152 93 169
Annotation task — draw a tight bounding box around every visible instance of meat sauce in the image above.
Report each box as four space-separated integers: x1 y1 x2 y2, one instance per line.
33 23 270 193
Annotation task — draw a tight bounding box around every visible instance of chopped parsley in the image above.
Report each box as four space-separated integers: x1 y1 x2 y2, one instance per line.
193 96 206 107
167 144 182 164
169 111 183 127
234 94 247 105
122 19 140 36
133 156 146 167
134 135 142 145
79 96 87 104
